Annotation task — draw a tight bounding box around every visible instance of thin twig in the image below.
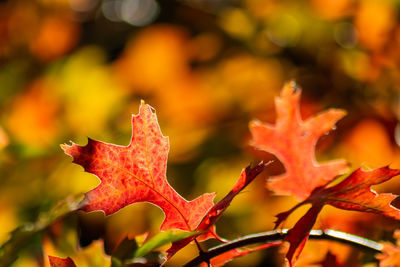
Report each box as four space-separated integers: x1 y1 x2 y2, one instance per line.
182 229 383 266
194 239 205 253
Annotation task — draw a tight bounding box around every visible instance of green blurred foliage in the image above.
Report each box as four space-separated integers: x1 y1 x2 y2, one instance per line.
1 0 400 266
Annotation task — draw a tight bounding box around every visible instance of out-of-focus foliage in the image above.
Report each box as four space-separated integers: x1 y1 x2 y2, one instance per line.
378 230 400 267
1 0 400 266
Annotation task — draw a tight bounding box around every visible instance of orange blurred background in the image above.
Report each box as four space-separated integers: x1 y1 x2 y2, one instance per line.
1 0 400 266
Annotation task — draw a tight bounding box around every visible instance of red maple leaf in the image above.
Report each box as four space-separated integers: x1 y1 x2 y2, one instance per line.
250 81 348 200
61 102 215 233
276 166 400 266
48 256 76 267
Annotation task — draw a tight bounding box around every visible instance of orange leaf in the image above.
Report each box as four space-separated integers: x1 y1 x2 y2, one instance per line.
250 81 348 200
61 102 215 232
321 167 400 218
48 256 76 267
277 167 400 266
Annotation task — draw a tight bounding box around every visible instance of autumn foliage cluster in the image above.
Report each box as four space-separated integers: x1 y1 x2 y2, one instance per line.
2 0 400 267
42 82 400 267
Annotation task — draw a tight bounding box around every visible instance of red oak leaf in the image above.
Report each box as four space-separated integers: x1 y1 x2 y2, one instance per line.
166 162 268 259
61 102 215 233
250 81 348 200
276 166 400 266
48 256 76 267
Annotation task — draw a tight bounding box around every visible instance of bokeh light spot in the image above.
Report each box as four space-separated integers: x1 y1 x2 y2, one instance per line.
102 0 159 26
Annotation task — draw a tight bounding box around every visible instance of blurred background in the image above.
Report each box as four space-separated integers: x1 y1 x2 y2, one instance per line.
1 0 400 266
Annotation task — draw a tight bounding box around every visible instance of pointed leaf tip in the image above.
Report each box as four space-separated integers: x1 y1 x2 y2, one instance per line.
284 80 301 94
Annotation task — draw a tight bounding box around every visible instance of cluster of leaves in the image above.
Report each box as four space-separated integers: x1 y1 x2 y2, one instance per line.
43 82 400 266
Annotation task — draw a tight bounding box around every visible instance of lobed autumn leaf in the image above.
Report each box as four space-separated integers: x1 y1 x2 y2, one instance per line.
61 102 215 233
250 81 348 200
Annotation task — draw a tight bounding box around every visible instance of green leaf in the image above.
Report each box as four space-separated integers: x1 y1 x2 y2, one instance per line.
134 230 198 258
111 257 122 267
